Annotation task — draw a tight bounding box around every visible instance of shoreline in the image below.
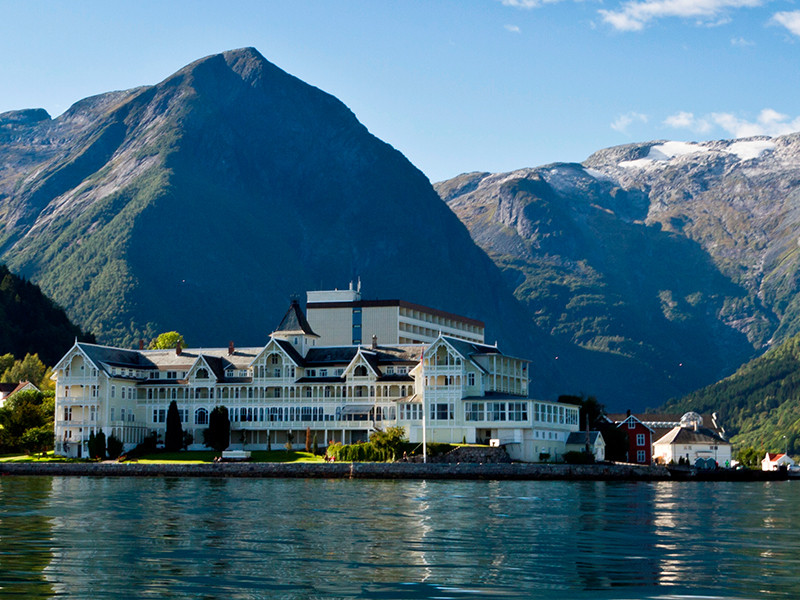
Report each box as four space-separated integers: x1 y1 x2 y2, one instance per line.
0 461 791 481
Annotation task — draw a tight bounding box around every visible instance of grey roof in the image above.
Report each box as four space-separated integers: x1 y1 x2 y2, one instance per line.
77 343 158 374
273 339 305 366
566 431 603 445
654 426 730 446
303 345 423 367
273 300 319 337
443 336 502 359
461 392 528 401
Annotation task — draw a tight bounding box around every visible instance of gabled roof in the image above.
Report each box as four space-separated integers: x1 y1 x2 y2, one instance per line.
765 453 789 462
0 381 38 397
615 414 655 433
75 342 157 375
272 300 319 337
566 431 604 446
440 336 503 359
271 339 305 367
653 426 730 446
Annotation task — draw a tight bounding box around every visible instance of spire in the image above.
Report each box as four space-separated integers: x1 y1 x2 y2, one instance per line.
272 299 319 338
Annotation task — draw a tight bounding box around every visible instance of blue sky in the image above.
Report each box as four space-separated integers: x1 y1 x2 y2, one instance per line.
1 0 799 182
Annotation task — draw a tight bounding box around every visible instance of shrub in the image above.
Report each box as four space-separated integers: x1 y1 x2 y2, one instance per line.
563 451 594 464
106 435 124 459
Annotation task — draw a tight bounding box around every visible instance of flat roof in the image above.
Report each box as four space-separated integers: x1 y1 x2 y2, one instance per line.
306 299 485 328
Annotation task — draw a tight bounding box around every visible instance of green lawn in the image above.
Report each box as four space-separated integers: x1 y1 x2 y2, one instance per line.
135 450 325 464
0 451 86 463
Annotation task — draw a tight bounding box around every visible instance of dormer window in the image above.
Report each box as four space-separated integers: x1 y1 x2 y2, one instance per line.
397 367 408 375
386 367 395 375
196 368 209 379
306 369 317 377
150 372 158 379
319 369 328 377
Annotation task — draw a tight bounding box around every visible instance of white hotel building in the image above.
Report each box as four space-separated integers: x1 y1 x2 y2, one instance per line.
53 288 579 461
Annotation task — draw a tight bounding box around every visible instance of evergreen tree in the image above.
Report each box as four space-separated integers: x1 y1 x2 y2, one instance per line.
165 400 183 452
203 406 230 452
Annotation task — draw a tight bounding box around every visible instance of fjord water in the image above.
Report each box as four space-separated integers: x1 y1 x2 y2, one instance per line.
1 477 798 599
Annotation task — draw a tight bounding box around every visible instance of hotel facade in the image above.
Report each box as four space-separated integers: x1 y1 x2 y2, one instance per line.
52 288 580 461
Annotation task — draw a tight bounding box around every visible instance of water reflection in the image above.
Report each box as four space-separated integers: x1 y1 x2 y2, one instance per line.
1 477 799 599
0 476 55 598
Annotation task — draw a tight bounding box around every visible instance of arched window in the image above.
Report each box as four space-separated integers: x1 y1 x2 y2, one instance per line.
196 368 209 379
195 408 209 425
354 365 367 377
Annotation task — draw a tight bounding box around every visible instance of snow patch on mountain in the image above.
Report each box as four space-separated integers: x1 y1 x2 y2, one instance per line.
619 141 711 168
726 139 775 161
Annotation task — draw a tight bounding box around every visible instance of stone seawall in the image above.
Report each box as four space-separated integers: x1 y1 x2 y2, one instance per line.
1 461 671 481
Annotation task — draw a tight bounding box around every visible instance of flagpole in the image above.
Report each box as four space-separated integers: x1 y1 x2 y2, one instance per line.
421 344 427 464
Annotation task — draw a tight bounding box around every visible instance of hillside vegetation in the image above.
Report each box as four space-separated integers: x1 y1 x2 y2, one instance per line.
663 333 800 455
0 265 93 366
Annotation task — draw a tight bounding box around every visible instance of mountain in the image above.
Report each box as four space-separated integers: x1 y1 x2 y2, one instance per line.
0 264 93 365
0 47 565 391
436 136 800 405
662 332 800 455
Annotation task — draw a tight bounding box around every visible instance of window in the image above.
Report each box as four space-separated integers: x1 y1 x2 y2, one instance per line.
64 407 72 421
352 308 362 345
319 369 328 377
153 409 166 423
628 419 636 429
150 372 159 379
196 369 209 379
397 367 407 375
487 402 506 422
121 408 126 421
431 403 453 421
566 408 578 426
637 450 646 463
636 433 646 446
111 385 116 398
386 366 395 375
195 408 209 425
110 407 115 421
354 365 367 377
465 402 484 421
508 402 527 421
121 387 126 400
167 371 177 379
306 369 316 377
468 373 475 386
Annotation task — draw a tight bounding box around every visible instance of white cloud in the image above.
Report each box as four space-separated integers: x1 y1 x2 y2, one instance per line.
664 111 712 133
730 36 755 46
712 108 800 137
611 112 649 133
500 0 566 8
663 108 800 138
599 0 764 32
505 24 522 33
772 11 800 37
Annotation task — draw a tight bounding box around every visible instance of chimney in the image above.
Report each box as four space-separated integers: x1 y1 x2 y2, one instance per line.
175 340 182 356
371 334 378 350
139 339 144 350
626 408 631 418
228 341 235 356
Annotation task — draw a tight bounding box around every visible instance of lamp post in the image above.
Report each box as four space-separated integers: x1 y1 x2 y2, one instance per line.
784 435 788 456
